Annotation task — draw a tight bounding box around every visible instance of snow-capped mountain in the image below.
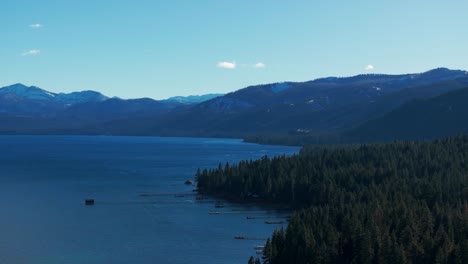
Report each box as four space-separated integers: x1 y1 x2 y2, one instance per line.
0 83 191 120
0 83 57 101
0 83 109 105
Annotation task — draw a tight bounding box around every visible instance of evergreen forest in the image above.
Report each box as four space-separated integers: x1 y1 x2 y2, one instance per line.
197 137 468 263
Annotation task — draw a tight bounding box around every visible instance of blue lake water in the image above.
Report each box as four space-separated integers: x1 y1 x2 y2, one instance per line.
0 136 299 264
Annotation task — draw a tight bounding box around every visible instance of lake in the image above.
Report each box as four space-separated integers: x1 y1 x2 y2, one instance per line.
0 136 299 264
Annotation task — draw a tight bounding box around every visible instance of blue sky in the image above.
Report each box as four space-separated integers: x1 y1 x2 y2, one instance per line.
1 1 467 99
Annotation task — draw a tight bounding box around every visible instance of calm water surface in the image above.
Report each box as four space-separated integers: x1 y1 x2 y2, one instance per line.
0 136 299 264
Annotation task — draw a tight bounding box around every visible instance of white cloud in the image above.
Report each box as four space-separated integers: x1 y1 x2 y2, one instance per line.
29 23 43 28
22 49 41 56
365 64 374 71
254 62 266 68
217 61 236 69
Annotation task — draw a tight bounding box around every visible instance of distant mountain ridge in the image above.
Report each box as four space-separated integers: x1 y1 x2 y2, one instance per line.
0 83 108 105
126 68 468 138
2 67 468 145
0 83 218 119
0 83 221 106
166 94 223 104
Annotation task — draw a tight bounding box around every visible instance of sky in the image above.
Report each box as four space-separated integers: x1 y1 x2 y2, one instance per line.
1 0 467 99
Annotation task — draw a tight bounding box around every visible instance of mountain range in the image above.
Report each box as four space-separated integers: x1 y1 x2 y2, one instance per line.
2 67 468 144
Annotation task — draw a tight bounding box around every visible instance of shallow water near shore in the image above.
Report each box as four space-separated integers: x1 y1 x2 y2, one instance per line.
0 135 299 264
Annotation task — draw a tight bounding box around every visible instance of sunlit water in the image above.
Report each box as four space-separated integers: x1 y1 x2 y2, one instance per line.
0 136 299 264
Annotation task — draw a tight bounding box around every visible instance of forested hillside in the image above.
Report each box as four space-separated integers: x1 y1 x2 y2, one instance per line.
197 137 468 263
346 86 468 143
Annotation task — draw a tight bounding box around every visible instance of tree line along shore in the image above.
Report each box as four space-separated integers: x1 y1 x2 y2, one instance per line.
197 136 468 263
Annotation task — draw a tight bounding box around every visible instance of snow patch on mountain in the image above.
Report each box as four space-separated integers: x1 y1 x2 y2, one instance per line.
45 91 56 97
0 84 108 105
0 84 56 100
166 94 223 104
